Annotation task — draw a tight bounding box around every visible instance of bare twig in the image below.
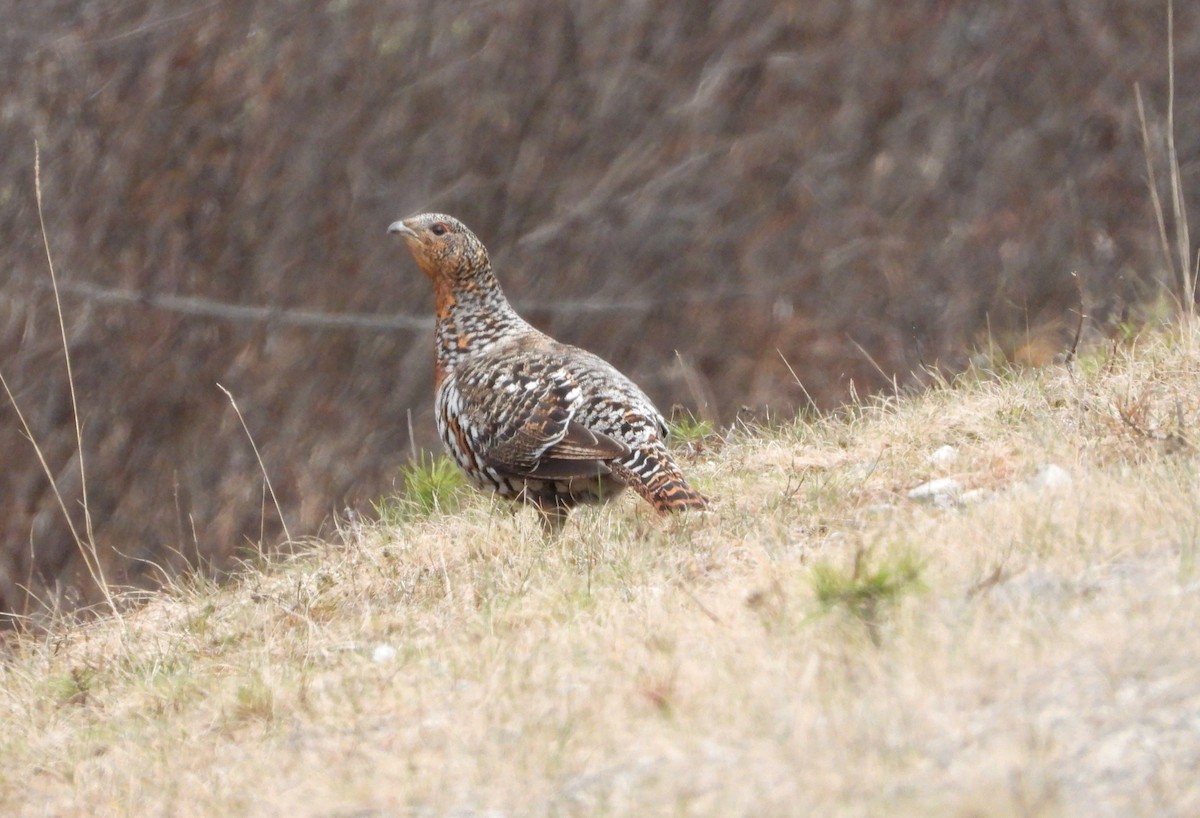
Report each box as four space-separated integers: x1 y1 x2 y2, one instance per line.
1134 0 1195 319
847 336 892 386
674 580 724 625
1115 397 1164 441
1135 84 1176 297
672 350 716 424
34 144 97 552
1064 270 1085 367
0 144 119 619
776 348 817 411
0 374 85 552
1164 0 1193 314
406 408 419 464
217 384 292 544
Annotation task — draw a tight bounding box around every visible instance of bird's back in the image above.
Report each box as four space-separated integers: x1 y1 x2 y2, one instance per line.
436 331 706 518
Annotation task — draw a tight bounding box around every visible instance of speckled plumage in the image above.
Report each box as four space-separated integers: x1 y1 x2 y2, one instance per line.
389 212 708 531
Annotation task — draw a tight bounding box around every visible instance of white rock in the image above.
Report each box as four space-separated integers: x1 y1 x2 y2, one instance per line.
960 488 991 504
908 477 963 506
1030 464 1072 490
927 445 959 467
372 643 398 664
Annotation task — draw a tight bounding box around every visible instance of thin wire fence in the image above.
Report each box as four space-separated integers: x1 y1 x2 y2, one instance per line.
20 276 783 333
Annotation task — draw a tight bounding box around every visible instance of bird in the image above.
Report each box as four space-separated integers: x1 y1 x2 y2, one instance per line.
388 212 708 533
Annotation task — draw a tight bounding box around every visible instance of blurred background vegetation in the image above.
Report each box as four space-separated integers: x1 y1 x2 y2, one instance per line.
0 0 1196 620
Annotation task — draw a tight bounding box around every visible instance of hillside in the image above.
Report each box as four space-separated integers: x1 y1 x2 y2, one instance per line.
3 0 1198 617
2 323 1198 817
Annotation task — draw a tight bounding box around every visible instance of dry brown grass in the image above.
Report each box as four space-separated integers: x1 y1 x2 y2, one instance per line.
3 326 1200 817
6 1 1198 611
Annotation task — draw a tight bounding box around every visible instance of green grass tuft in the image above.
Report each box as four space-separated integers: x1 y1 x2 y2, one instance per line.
810 545 925 637
232 672 277 724
668 408 717 445
46 667 97 707
374 453 467 523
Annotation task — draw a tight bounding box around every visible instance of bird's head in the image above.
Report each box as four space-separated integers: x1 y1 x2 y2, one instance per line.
388 213 490 282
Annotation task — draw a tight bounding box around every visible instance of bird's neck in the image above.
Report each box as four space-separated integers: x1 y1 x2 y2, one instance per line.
433 267 532 383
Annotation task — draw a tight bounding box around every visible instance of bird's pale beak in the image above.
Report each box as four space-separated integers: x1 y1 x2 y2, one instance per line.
388 220 418 238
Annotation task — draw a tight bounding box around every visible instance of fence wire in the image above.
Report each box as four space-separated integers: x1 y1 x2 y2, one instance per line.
19 277 782 333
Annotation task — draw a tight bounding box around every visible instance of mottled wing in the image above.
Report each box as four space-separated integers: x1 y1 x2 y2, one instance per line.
450 352 630 480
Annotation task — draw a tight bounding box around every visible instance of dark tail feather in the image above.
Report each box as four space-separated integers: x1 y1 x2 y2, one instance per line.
650 479 709 513
609 450 708 515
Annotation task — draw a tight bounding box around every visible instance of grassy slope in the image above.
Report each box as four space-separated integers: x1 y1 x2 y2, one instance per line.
2 327 1199 818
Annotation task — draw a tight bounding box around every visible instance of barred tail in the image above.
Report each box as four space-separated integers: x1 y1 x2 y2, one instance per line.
609 447 708 515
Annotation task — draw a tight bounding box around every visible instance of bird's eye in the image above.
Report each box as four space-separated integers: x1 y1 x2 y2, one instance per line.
431 223 448 236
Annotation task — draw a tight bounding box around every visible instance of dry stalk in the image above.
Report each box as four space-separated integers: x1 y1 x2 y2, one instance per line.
1134 0 1195 320
218 384 292 544
0 144 118 620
